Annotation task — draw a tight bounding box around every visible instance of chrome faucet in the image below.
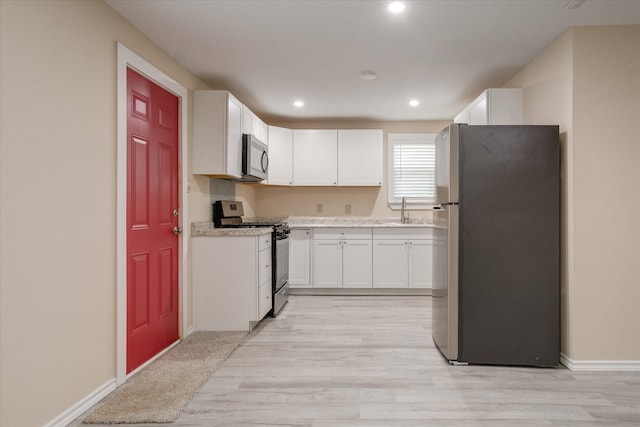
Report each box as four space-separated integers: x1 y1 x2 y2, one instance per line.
401 197 408 224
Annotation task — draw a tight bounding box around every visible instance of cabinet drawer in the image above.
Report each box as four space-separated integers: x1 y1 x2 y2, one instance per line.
258 233 272 251
314 227 372 240
259 248 272 285
372 227 433 240
258 281 272 318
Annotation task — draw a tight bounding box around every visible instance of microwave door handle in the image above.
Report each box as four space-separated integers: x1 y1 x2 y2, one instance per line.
261 151 269 173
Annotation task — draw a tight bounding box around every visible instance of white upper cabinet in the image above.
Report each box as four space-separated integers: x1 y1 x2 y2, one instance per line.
253 117 268 142
337 129 383 186
456 88 523 125
267 126 293 186
453 107 469 124
193 90 243 178
293 129 338 186
242 105 253 135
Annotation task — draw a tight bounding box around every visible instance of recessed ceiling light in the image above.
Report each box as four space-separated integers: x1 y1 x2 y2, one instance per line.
361 71 377 80
409 99 420 107
293 101 304 108
388 1 406 14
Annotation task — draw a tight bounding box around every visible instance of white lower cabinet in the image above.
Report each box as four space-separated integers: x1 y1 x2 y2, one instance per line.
313 228 372 288
192 233 272 331
371 240 408 288
289 228 312 287
342 239 373 288
408 239 432 288
373 228 433 289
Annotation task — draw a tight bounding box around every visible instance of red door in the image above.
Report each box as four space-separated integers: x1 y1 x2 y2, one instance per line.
126 68 179 373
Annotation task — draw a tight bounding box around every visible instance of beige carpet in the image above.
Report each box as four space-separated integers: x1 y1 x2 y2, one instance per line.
83 331 247 424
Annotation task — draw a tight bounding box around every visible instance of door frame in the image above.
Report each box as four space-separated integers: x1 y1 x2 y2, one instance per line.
116 43 189 385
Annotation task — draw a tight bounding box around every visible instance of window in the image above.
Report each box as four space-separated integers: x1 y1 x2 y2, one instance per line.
387 133 436 209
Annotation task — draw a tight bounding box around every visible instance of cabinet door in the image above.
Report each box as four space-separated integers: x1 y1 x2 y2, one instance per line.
258 281 272 319
293 130 338 185
338 130 383 186
372 240 408 288
313 239 342 287
254 117 268 142
343 240 372 288
242 105 253 135
258 247 272 288
408 240 432 289
289 229 311 287
226 94 243 178
267 126 293 186
486 88 523 125
193 90 242 178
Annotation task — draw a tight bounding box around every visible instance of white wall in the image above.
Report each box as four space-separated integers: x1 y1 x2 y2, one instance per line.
0 1 210 425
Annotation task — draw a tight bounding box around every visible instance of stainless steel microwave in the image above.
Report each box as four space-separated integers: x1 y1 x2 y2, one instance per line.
241 134 268 182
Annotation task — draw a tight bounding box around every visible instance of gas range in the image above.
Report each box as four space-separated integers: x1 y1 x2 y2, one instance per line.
213 200 286 228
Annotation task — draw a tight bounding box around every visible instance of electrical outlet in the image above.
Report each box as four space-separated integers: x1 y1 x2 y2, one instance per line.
345 204 352 215
316 203 323 213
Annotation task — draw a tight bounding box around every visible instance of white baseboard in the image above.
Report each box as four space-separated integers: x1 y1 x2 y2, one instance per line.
44 378 116 427
184 325 195 337
560 353 640 371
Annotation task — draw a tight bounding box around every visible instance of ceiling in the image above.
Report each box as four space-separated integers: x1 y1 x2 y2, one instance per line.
105 0 640 122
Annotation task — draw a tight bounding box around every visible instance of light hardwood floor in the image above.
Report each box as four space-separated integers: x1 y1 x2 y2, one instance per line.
73 296 640 426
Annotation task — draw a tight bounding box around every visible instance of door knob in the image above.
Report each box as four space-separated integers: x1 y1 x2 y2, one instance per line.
173 226 183 235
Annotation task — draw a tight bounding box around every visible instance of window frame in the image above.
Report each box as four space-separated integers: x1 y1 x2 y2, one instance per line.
387 133 437 210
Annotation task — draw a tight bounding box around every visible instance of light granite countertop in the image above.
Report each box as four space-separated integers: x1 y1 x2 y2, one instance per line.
285 216 434 228
192 216 435 237
191 222 272 237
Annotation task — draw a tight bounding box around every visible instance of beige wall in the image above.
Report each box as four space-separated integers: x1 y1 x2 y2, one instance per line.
570 26 640 360
506 25 640 362
254 120 450 218
0 1 210 425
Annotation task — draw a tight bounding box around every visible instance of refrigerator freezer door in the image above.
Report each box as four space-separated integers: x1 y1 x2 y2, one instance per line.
432 123 461 362
435 124 459 204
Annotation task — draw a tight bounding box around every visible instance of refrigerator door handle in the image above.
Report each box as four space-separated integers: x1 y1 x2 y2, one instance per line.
433 202 459 210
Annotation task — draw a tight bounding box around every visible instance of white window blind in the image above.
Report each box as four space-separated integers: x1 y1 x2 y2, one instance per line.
388 133 436 207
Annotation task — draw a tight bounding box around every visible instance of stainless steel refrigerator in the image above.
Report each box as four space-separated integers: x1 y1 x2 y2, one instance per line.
432 124 560 367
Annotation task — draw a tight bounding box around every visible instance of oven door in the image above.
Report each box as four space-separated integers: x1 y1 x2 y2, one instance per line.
275 233 289 291
273 232 289 314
